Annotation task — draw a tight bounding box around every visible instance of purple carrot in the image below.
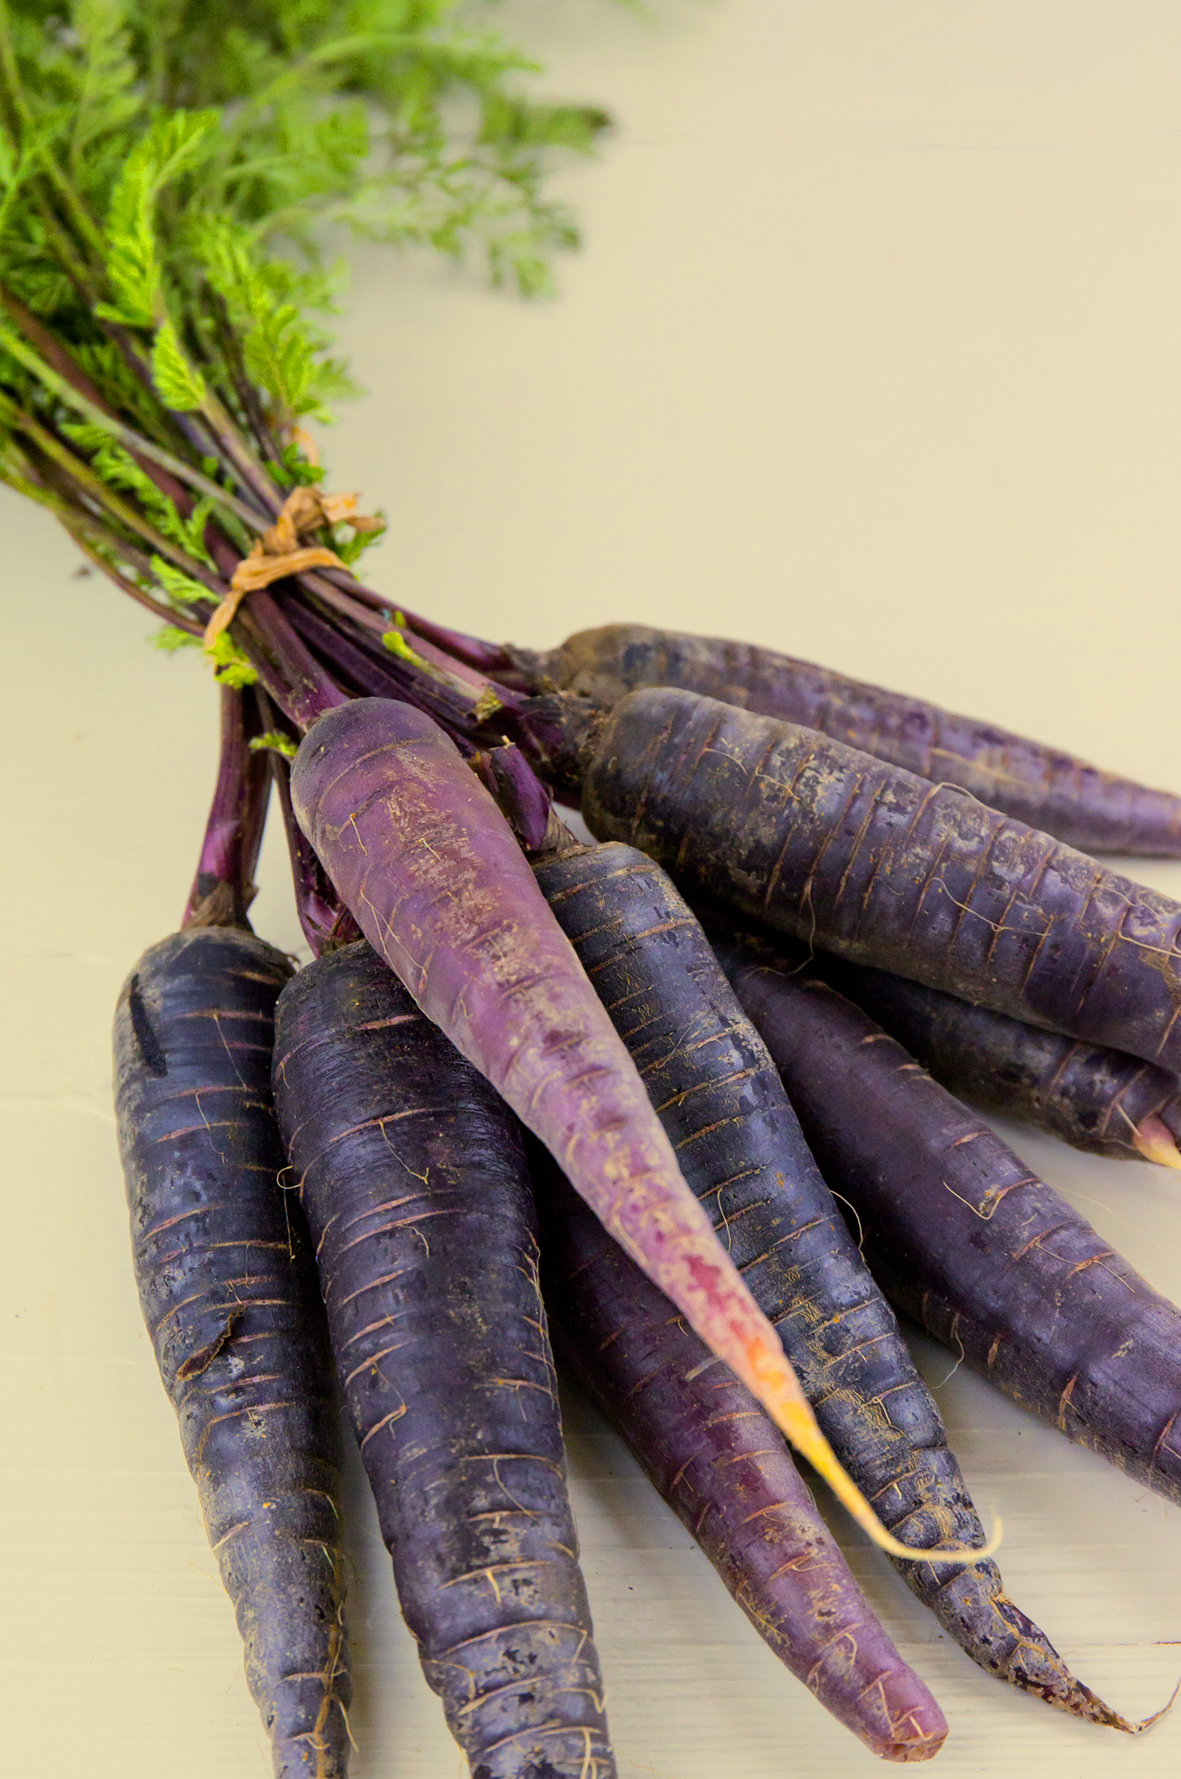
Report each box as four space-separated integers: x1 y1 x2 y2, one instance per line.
273 942 615 1779
578 687 1181 1075
501 622 1181 856
719 937 1181 1535
288 696 992 1561
775 943 1181 1168
114 929 351 1779
113 694 351 1776
534 1157 948 1762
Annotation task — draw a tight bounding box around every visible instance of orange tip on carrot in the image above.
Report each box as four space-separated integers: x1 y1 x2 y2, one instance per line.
750 1350 1002 1564
1133 1116 1181 1171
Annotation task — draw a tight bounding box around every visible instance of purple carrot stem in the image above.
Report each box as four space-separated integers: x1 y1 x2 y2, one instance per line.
1 292 209 524
202 400 284 517
312 579 525 680
472 743 555 852
289 579 526 725
395 626 525 704
272 751 362 958
296 572 390 635
309 565 393 612
235 589 349 730
284 590 518 756
204 286 286 469
399 607 524 677
181 685 270 930
99 320 275 520
283 598 409 700
65 523 206 632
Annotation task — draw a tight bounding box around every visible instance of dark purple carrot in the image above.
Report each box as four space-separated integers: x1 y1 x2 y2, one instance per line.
533 1158 948 1763
113 693 350 1777
775 943 1181 1168
721 938 1181 1523
114 926 350 1779
530 837 1124 1726
288 697 987 1559
578 687 1181 1075
272 940 615 1779
499 622 1181 856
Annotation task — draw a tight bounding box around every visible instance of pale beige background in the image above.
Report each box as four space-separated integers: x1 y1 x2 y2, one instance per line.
4 2 1181 1774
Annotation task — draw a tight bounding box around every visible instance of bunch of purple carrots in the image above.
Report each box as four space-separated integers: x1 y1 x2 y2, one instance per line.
114 574 1181 1776
6 3 1178 1768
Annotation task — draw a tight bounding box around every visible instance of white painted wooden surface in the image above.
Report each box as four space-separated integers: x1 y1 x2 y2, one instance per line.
4 4 1181 1773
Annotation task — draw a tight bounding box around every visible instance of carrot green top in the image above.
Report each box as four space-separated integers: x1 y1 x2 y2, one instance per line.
0 0 610 666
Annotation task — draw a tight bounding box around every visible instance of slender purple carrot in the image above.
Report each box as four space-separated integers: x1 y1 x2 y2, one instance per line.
773 942 1181 1168
534 1156 948 1762
720 938 1181 1534
273 941 615 1779
113 693 351 1776
288 697 993 1561
578 687 1181 1075
114 925 350 1778
501 622 1181 856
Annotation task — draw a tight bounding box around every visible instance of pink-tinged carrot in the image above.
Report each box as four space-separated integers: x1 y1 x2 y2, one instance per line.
529 839 1123 1725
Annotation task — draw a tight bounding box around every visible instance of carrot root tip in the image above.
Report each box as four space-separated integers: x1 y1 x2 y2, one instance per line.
1132 1116 1181 1171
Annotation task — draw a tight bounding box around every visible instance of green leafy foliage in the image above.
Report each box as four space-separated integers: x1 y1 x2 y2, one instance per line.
68 0 140 166
269 441 326 486
382 624 428 666
0 0 615 670
334 511 385 565
249 727 298 758
193 216 354 422
150 553 215 607
60 420 215 562
207 628 259 686
74 337 175 437
96 109 218 325
152 622 202 650
151 318 208 410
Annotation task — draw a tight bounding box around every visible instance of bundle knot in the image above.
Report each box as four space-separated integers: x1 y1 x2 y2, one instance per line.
203 485 381 648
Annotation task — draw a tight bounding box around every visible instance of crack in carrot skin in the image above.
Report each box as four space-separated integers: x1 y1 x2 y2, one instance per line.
113 927 351 1778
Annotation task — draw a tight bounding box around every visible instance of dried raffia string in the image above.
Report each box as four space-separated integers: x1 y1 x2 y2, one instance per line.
203 484 383 648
